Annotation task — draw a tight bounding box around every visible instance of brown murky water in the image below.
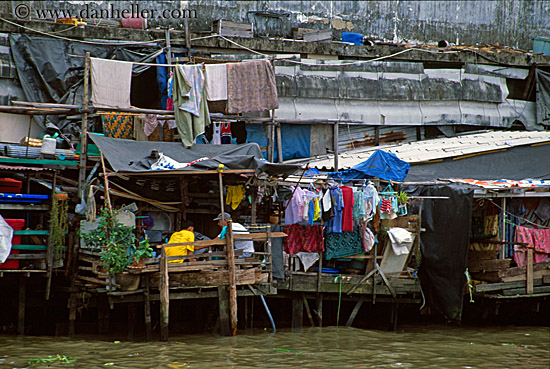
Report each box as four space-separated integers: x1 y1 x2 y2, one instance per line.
0 325 548 368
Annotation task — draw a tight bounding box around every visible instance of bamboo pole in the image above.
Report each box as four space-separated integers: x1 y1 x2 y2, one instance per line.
160 246 169 341
79 52 90 197
226 220 237 336
333 122 339 171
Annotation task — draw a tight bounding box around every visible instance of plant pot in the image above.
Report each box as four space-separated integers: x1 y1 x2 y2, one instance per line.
115 272 141 291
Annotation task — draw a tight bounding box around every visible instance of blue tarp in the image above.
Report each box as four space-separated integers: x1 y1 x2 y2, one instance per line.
246 124 310 161
328 149 410 181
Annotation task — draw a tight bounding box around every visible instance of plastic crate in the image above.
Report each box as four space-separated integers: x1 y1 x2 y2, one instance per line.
0 178 22 193
0 218 25 269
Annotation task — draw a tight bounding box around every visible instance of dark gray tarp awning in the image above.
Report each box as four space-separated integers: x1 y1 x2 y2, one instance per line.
89 134 300 178
9 34 162 132
406 143 550 182
536 69 550 126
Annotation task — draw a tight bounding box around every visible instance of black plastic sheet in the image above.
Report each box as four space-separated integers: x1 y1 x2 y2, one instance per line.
405 184 473 321
89 134 300 178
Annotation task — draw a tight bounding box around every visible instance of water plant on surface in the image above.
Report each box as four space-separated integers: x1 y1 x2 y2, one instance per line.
28 354 76 365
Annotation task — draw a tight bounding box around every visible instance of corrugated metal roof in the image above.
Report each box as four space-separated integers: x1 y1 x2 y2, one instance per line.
296 131 550 171
0 164 52 172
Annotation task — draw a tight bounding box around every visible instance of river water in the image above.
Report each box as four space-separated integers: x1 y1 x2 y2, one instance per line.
1 325 548 368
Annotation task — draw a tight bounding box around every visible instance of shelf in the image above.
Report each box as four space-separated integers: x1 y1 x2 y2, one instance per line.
0 203 50 211
12 245 47 251
14 230 49 236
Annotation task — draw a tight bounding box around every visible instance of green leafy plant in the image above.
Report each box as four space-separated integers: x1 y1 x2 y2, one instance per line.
397 191 409 205
132 238 154 263
80 207 135 275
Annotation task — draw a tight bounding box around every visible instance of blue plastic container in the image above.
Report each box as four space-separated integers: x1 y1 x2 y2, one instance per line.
342 32 363 45
533 37 550 56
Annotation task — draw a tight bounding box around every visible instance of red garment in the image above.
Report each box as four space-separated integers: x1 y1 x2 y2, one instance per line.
284 224 324 255
514 225 550 267
341 186 355 232
166 97 174 110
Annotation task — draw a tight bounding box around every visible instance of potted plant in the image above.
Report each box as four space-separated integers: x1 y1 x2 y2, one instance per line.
397 191 409 216
128 239 154 270
80 207 139 289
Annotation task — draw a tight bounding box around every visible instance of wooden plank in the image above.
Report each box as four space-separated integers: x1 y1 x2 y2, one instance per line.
7 253 46 260
77 275 120 288
468 259 512 273
166 269 256 287
503 285 550 296
498 260 550 278
526 249 534 294
501 269 550 282
544 275 550 284
475 278 544 292
303 29 332 42
160 246 169 341
467 250 498 260
233 232 287 240
157 239 227 249
345 297 364 327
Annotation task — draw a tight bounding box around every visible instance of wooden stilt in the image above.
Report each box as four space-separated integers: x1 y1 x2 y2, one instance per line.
160 246 169 341
45 170 57 300
316 294 323 327
68 293 76 338
226 220 238 336
18 275 26 336
393 302 399 332
345 297 365 327
128 303 136 340
217 286 231 336
276 123 283 163
244 296 249 331
291 296 303 331
97 294 110 334
144 275 152 342
302 294 315 327
527 249 534 294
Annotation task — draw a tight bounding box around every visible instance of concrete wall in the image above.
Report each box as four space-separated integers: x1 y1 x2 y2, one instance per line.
1 1 548 50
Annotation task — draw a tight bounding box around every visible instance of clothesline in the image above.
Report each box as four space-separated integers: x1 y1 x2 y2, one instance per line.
488 198 550 230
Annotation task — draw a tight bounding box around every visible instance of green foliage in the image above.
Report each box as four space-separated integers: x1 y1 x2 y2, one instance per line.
133 238 154 262
80 207 135 275
397 191 409 205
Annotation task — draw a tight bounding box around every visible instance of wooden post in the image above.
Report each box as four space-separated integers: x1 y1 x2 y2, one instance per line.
500 197 506 259
226 220 238 336
317 252 323 292
68 293 76 338
144 275 152 342
276 123 283 163
333 123 339 171
100 152 113 213
217 286 231 336
97 294 109 334
291 296 303 330
45 170 57 300
160 246 169 341
392 302 399 332
527 248 534 294
18 275 26 336
345 297 364 327
78 52 90 196
316 294 323 327
128 303 136 340
218 168 225 219
266 225 273 285
251 189 257 225
302 294 315 327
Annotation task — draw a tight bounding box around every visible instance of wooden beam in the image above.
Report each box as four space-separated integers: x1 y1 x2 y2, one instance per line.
226 221 238 336
291 296 303 331
160 246 169 341
345 297 364 327
302 294 315 327
217 286 231 336
333 123 339 171
18 275 26 336
79 51 90 197
527 249 534 294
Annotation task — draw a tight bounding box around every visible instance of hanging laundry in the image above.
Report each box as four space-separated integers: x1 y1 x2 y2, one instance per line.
101 112 133 139
174 65 211 148
226 185 245 210
140 114 159 137
212 122 222 144
284 186 305 225
341 185 355 232
296 252 320 272
166 73 174 110
284 224 324 255
133 116 148 141
514 225 550 266
226 60 279 114
387 227 414 255
205 63 228 101
313 198 321 222
90 57 132 108
363 182 379 218
324 230 363 260
361 223 375 252
353 187 367 221
221 122 232 144
327 186 344 234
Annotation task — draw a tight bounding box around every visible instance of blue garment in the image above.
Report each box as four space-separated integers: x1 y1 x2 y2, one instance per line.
308 199 315 226
327 187 344 234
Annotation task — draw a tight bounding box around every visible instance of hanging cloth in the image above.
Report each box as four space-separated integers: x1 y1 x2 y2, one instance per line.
205 63 228 101
90 57 132 108
226 185 245 210
173 65 211 148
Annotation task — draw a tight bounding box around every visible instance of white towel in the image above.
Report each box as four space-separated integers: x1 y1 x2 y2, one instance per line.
387 227 414 256
91 57 132 108
205 64 228 101
296 252 320 272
